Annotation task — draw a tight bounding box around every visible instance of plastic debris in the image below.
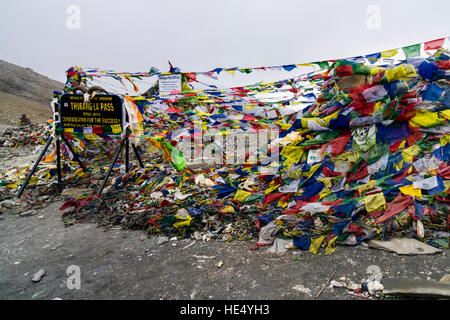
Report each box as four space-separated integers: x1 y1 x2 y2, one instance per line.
268 238 294 254
439 274 450 284
329 278 360 291
368 238 442 255
20 210 38 217
292 284 312 295
382 278 450 298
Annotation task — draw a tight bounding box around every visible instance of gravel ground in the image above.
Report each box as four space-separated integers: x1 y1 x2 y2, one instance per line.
0 200 448 300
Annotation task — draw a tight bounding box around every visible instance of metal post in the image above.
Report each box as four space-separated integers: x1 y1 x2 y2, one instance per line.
131 143 144 168
56 137 62 186
17 135 53 198
96 139 125 195
124 109 130 173
125 137 130 173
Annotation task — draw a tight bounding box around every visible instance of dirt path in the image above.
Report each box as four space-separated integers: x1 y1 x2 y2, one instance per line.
0 199 448 300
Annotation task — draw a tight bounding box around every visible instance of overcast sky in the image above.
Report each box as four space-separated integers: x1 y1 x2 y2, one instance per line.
1 0 449 88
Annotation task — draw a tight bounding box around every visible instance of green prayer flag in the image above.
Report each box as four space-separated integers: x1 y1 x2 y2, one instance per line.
238 68 252 74
314 61 329 69
163 141 186 171
402 44 421 59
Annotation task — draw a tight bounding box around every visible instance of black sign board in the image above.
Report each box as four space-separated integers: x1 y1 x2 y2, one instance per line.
59 94 123 130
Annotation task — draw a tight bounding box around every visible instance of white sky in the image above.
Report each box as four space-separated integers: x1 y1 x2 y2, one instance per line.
1 0 449 88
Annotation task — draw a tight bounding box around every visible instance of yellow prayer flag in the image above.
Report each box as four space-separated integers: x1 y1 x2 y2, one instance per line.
111 124 122 134
440 134 450 147
358 180 375 196
319 189 331 200
381 49 398 58
364 192 386 212
304 163 322 179
374 101 384 112
444 181 450 193
221 205 236 214
385 64 416 82
44 150 56 162
280 146 304 163
402 145 421 163
399 184 422 197
440 109 450 120
84 133 100 140
409 110 444 128
74 168 85 176
234 189 252 202
393 160 404 171
309 235 326 255
265 183 280 194
296 63 314 67
319 177 332 189
225 69 236 76
277 198 289 208
369 66 383 75
278 123 292 130
325 236 338 254
173 215 193 228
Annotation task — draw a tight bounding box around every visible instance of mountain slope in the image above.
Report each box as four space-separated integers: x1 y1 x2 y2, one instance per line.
0 60 64 124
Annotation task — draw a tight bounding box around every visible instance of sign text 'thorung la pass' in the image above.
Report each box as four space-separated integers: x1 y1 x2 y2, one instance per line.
59 94 123 131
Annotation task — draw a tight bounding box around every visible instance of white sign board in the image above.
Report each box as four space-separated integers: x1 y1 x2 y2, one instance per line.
159 74 182 95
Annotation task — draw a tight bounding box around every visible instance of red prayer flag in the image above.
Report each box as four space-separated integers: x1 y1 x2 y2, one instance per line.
424 38 445 50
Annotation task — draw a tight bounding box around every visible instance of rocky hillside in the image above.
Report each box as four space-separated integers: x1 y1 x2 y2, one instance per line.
0 60 64 125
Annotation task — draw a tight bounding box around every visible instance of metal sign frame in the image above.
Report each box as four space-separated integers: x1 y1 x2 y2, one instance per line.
59 94 124 131
17 93 144 198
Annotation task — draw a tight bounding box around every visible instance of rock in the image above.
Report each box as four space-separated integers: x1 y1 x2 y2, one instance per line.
32 269 46 282
190 288 199 299
292 284 312 295
61 188 91 197
1 199 16 208
193 255 216 260
157 236 169 245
